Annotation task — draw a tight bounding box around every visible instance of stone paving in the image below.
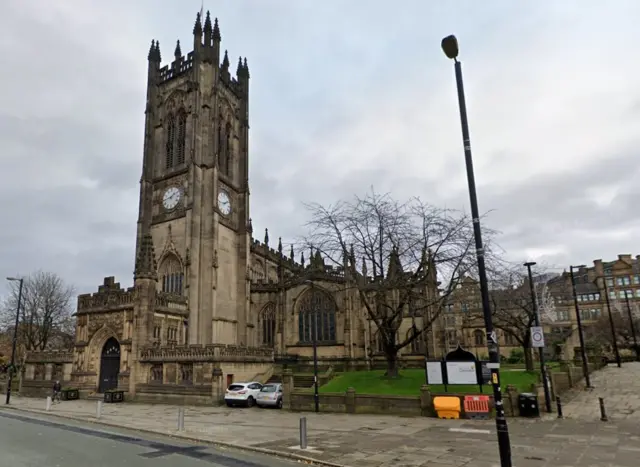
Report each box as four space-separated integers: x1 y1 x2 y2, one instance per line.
3 363 640 466
554 362 640 422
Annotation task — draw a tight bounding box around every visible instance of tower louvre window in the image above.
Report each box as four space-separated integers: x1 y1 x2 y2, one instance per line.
165 114 176 169
176 112 186 164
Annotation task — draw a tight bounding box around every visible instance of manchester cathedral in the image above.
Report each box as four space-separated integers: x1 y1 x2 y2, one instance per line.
20 12 444 397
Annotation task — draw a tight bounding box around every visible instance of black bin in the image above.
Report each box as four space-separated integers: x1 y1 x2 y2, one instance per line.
518 393 540 417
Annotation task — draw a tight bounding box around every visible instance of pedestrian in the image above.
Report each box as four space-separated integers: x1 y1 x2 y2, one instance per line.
52 380 62 403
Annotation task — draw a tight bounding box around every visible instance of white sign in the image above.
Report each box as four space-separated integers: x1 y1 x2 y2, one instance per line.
446 361 478 385
531 326 545 348
426 361 443 385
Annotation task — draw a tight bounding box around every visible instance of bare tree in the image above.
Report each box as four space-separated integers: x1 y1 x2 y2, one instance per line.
302 189 499 377
485 266 553 371
0 271 75 351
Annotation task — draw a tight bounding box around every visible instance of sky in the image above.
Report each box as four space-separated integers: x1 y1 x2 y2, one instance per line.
2 0 640 298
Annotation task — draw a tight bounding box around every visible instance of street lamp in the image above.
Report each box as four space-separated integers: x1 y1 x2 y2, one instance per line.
303 280 320 413
569 265 592 389
598 276 621 368
441 35 512 467
524 262 551 413
623 290 639 361
5 276 24 405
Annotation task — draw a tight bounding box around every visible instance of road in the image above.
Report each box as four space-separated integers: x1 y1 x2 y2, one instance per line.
0 410 301 467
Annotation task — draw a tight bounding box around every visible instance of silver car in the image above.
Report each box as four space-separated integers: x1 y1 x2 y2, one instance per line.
256 383 284 409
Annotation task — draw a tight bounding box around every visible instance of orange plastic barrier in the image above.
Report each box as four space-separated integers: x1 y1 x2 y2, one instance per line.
464 395 490 413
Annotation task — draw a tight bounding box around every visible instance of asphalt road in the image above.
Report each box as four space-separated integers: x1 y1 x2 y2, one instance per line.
0 410 301 467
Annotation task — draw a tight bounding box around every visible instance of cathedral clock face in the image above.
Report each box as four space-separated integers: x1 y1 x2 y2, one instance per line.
162 186 182 211
217 190 231 216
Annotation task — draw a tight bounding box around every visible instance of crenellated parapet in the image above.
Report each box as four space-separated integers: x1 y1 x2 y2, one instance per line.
155 292 188 316
139 344 274 363
25 349 74 364
77 277 134 314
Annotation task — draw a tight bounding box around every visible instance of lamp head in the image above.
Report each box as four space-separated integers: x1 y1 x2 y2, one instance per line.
6 277 20 282
441 35 459 60
524 262 537 268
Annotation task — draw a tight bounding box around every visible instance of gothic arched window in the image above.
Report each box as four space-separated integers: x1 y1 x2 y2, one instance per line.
407 328 423 354
298 288 336 344
259 303 276 347
224 122 233 178
165 114 176 169
176 111 187 165
217 122 226 174
159 254 184 296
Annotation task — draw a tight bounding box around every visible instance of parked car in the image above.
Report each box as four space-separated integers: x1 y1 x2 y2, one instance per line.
256 383 284 409
224 381 263 407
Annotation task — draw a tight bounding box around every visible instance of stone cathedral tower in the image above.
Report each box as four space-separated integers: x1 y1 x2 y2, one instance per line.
136 11 252 346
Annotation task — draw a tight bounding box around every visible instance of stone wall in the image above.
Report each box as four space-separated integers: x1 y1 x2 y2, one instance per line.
20 349 74 397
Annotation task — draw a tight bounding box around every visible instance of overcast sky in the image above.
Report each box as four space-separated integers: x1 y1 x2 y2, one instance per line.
2 0 640 297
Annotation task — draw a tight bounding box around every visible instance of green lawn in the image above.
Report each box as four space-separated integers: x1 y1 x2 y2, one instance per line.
320 369 539 396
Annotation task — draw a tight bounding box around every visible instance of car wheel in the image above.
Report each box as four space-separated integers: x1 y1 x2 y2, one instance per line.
226 402 233 407
247 396 255 408
277 398 283 409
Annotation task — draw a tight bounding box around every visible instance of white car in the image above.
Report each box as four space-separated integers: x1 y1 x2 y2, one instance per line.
224 381 263 407
256 383 284 409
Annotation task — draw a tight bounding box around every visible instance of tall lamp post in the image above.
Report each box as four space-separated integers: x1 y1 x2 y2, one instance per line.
5 276 24 405
524 262 551 413
569 265 592 389
623 290 639 361
303 280 320 412
599 277 621 367
441 35 512 467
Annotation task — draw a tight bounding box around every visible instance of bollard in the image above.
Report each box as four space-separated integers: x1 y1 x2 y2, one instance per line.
177 407 185 432
599 397 608 422
556 397 563 419
45 396 51 411
96 400 102 419
299 416 307 450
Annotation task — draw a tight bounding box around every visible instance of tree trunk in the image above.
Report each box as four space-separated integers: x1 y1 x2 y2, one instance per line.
384 350 400 378
524 347 534 371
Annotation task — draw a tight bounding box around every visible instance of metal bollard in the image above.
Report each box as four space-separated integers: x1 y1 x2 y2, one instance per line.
556 397 563 419
96 400 102 419
299 416 307 449
45 396 51 411
177 407 185 432
599 397 608 422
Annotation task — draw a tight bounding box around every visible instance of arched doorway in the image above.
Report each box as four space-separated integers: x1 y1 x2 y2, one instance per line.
98 337 120 393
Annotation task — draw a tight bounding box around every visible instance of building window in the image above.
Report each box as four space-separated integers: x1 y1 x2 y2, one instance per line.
167 327 178 344
159 254 184 296
150 364 163 383
556 310 569 321
407 328 423 354
604 268 613 276
616 277 624 286
259 303 276 347
636 289 640 298
298 288 337 344
179 363 193 385
461 303 469 313
634 275 640 285
445 316 456 327
623 276 631 286
504 332 516 346
606 278 614 287
153 326 161 339
165 111 187 170
474 329 485 346
445 304 454 313
609 290 616 300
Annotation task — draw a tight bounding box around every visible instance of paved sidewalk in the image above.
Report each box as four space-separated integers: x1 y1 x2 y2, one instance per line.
3 392 640 467
556 362 640 422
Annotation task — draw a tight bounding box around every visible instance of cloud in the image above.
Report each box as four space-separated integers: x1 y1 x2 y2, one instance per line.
2 0 640 297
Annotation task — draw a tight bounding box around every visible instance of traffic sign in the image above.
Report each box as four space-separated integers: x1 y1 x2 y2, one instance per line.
531 326 545 348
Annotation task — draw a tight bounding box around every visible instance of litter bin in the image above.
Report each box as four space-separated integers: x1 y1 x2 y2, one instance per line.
518 393 540 417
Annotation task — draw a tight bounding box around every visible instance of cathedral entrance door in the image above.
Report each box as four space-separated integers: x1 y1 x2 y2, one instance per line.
98 337 121 393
